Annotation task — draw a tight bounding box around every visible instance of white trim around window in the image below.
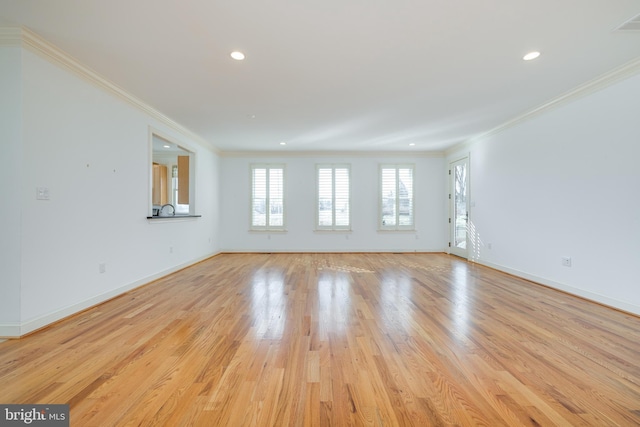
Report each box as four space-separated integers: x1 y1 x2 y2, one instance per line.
250 164 286 231
379 164 415 231
316 164 351 231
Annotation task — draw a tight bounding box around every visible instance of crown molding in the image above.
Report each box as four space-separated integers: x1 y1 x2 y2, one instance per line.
220 150 444 158
1 26 215 152
445 55 640 157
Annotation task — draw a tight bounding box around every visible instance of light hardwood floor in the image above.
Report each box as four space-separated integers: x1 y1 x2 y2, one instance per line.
1 253 639 426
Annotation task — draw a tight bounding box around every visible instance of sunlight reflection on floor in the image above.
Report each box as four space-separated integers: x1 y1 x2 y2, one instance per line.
451 264 470 339
250 268 286 339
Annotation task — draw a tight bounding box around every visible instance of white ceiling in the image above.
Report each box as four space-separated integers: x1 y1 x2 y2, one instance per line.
1 0 640 152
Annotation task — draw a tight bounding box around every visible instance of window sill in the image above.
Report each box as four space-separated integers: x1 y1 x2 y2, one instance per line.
147 214 201 221
249 229 288 233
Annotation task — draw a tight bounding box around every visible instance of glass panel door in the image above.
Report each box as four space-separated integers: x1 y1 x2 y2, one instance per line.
450 157 468 258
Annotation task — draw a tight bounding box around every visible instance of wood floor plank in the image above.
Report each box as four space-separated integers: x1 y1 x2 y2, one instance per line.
1 253 639 426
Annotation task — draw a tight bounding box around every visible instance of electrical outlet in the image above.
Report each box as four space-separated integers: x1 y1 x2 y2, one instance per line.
487 243 492 250
562 257 572 267
169 246 173 253
99 263 106 274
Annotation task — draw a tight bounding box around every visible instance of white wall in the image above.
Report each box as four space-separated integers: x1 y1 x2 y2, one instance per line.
220 154 446 252
0 47 22 329
0 45 220 336
450 72 640 315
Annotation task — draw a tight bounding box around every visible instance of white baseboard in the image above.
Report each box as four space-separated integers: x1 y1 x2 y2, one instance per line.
0 252 219 339
220 248 447 253
474 259 640 316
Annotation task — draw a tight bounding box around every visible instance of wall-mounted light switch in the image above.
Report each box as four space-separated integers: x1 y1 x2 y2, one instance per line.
36 187 50 200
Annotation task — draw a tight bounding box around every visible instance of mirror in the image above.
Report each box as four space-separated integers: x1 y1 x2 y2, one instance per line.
151 133 194 216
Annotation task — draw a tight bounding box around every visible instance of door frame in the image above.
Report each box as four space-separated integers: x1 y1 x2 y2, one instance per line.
449 155 470 259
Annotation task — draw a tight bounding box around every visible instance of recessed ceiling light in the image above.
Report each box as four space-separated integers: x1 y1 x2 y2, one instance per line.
230 51 245 60
409 143 416 146
163 144 171 148
280 142 286 146
523 51 541 61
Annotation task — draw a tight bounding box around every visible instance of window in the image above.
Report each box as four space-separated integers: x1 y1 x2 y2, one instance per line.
317 164 350 230
251 164 285 230
380 164 414 230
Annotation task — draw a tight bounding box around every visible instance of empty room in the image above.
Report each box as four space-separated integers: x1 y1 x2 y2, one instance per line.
1 1 639 426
